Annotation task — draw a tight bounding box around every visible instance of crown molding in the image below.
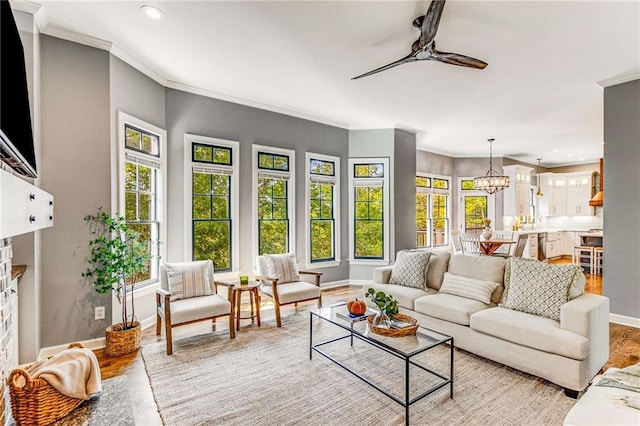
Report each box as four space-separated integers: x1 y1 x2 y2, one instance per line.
41 25 112 51
9 0 41 15
110 46 168 86
597 73 640 88
165 81 349 129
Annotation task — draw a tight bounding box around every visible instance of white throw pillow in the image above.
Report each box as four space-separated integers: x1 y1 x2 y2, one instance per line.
166 261 212 301
389 250 432 289
439 272 499 304
264 253 300 284
500 258 580 321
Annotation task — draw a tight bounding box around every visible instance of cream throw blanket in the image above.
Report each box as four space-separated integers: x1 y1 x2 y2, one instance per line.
25 348 102 400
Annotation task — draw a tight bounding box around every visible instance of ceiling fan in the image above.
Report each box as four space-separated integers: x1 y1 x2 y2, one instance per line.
352 0 487 80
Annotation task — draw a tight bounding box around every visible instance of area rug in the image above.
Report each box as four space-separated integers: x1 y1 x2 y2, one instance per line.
51 376 134 425
142 314 576 425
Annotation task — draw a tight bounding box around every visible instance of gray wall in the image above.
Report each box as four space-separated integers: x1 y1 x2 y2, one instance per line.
603 79 640 319
165 89 350 283
109 55 166 325
394 129 416 253
417 150 454 176
39 36 111 347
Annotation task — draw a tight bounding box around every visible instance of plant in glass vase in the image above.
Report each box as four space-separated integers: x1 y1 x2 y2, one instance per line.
365 288 399 329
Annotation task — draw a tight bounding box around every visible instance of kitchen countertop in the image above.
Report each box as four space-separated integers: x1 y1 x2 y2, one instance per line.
511 229 603 235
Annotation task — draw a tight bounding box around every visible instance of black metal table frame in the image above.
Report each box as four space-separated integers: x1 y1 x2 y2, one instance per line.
309 311 454 426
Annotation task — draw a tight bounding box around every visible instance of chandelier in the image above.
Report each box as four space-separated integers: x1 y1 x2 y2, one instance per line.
473 138 510 194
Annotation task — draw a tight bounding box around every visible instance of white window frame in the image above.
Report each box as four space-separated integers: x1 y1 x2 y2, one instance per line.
305 152 341 269
457 176 496 232
416 173 451 248
184 134 240 279
252 145 295 264
115 111 167 323
348 157 390 266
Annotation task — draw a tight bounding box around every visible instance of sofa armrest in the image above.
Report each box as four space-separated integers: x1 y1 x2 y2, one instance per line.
561 294 610 370
373 266 394 284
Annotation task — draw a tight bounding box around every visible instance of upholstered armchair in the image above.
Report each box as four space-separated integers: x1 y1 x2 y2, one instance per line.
255 253 322 327
156 260 234 355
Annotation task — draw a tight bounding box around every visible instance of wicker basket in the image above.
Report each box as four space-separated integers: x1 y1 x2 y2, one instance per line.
367 313 418 337
7 343 85 426
105 321 141 356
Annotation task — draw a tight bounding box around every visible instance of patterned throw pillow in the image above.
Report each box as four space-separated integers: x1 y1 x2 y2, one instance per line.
264 253 300 284
167 262 212 301
439 272 499 304
500 257 581 321
389 250 432 289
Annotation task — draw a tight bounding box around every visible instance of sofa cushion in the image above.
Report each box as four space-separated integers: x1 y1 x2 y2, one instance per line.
448 254 506 303
439 272 500 304
366 282 437 310
389 250 432 289
503 256 586 302
414 293 493 326
500 258 580 321
470 307 589 360
426 252 451 290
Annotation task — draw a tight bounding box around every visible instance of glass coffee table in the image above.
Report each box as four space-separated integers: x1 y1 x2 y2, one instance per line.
310 303 453 426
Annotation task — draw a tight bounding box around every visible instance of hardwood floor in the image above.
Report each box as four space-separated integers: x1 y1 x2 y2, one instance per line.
96 271 638 424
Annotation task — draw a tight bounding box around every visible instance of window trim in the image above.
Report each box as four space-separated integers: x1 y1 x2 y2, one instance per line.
305 153 341 269
348 157 390 265
252 145 295 265
184 134 240 277
457 176 496 234
416 173 451 249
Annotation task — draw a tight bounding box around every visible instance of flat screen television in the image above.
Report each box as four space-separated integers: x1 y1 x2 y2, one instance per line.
0 0 37 178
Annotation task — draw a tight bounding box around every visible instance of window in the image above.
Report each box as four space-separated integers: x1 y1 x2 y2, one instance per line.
459 178 493 234
185 135 239 273
117 112 166 288
306 153 340 267
416 174 450 248
348 158 389 263
253 145 295 257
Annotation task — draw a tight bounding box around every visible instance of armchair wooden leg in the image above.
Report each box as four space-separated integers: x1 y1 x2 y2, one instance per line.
274 303 282 327
229 315 235 339
156 313 161 336
165 321 173 355
317 294 322 309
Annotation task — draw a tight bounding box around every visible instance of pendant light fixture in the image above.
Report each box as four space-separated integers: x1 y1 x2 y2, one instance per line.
536 158 544 197
473 138 510 194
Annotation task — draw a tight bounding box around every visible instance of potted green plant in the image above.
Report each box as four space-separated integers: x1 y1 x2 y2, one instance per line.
82 208 155 356
365 288 399 328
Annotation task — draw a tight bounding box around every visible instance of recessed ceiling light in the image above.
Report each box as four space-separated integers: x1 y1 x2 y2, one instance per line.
578 158 585 161
552 149 560 152
567 153 574 157
141 5 164 19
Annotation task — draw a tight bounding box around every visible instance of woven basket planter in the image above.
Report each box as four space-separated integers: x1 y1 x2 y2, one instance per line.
105 321 141 356
7 343 85 425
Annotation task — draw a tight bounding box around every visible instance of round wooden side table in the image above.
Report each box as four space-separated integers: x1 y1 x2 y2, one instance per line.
232 281 261 331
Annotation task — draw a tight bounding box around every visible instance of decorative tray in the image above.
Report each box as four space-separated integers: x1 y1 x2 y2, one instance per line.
367 313 418 337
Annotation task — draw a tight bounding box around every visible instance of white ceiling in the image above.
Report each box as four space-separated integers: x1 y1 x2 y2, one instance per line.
28 0 640 167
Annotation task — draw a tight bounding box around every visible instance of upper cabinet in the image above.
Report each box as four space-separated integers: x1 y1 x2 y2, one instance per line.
502 165 533 217
537 172 593 217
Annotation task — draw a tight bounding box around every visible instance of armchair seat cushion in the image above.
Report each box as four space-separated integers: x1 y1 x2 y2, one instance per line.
261 281 320 305
168 294 231 325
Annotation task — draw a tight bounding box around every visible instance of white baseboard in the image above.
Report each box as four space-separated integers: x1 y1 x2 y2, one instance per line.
320 279 351 289
610 313 640 328
345 280 368 286
37 318 158 360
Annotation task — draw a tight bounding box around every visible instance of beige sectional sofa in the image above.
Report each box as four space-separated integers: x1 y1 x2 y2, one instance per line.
370 252 610 396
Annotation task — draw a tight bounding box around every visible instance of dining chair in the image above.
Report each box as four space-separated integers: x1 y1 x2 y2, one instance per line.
512 234 529 257
492 230 514 256
450 230 463 255
459 233 481 256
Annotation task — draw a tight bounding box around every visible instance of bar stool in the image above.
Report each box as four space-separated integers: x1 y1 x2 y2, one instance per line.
573 246 594 275
593 247 603 275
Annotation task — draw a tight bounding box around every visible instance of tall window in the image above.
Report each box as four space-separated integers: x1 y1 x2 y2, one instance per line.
348 158 389 263
118 112 166 288
416 174 450 248
186 135 239 273
306 153 340 267
253 146 295 256
460 178 489 234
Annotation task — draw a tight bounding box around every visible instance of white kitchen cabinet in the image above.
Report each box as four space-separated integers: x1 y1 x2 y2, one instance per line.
522 233 538 260
550 187 567 216
502 165 533 217
560 231 576 256
566 187 592 216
